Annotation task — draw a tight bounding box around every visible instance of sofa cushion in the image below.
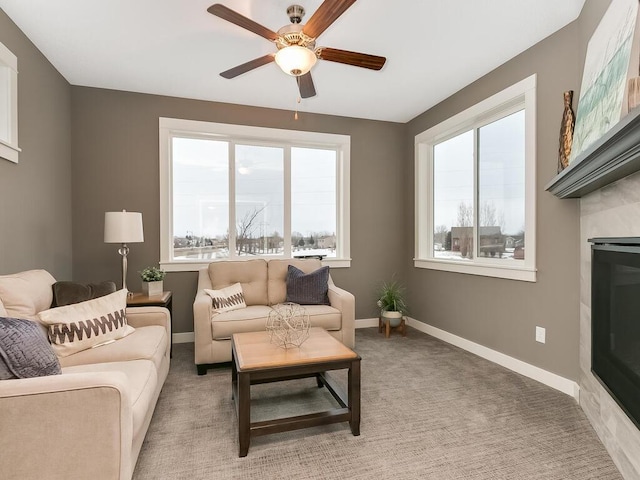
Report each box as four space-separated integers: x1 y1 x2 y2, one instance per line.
205 283 246 313
52 280 117 307
267 259 323 305
208 259 268 306
0 317 61 380
0 270 56 320
304 305 342 331
38 289 134 357
0 298 7 317
210 305 341 340
211 305 273 340
62 359 158 440
59 325 168 372
286 265 330 305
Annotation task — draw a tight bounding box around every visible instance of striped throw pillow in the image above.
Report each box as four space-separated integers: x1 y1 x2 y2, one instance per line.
285 265 330 305
205 283 247 313
37 289 134 357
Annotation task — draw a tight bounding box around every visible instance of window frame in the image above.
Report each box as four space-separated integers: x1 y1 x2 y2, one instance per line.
159 117 351 271
0 41 19 164
414 74 537 282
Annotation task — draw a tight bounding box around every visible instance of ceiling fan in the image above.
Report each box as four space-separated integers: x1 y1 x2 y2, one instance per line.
208 0 386 99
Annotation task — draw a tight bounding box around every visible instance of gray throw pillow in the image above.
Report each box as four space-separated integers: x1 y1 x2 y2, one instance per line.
0 317 61 380
285 265 330 305
52 280 116 307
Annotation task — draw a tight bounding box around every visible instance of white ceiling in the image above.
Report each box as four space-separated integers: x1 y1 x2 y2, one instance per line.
0 0 586 122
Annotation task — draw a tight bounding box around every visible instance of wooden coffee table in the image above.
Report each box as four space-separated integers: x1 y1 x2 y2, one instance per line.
231 327 361 457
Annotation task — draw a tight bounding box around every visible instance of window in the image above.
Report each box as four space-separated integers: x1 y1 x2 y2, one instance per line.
0 41 19 163
415 75 536 281
159 118 350 270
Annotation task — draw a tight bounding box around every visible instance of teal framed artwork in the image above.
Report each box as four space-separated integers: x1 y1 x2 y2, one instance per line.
570 0 640 164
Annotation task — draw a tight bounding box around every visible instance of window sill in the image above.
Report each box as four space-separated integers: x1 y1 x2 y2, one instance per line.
414 258 536 282
161 257 351 272
0 139 20 164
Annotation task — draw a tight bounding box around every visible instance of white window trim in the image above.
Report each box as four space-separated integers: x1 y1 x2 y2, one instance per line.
414 74 537 282
159 117 351 271
0 41 20 164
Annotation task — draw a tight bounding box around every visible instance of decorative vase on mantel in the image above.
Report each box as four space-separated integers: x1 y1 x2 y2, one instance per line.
142 280 163 297
628 77 640 112
557 90 575 173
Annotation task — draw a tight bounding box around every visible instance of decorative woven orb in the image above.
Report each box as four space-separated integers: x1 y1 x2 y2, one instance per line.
266 303 310 348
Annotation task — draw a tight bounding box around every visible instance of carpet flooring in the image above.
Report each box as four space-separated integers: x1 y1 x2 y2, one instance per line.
133 327 622 479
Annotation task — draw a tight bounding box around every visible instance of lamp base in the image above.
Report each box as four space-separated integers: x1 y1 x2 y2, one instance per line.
118 243 130 292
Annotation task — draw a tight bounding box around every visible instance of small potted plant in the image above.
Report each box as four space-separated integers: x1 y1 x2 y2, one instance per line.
377 279 407 327
140 266 166 296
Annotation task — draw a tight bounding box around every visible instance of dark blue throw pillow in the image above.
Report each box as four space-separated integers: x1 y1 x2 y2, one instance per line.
285 265 330 305
0 317 61 380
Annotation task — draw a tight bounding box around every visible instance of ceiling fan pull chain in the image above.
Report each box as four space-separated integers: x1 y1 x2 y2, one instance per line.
294 96 301 120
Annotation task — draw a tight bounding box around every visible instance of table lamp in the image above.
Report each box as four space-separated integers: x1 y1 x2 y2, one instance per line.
104 210 144 291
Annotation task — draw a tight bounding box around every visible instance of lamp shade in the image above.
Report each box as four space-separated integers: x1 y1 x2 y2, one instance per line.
104 210 144 243
275 46 317 76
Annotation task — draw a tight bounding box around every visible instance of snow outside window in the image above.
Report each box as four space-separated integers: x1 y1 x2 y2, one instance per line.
159 118 350 271
415 75 537 282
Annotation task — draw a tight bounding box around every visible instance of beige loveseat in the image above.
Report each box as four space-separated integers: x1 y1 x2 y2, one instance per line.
193 258 355 374
0 270 171 480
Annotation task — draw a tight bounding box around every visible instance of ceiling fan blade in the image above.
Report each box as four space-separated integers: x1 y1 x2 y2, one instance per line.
297 73 317 99
302 0 357 39
220 54 275 79
208 4 279 42
317 47 386 70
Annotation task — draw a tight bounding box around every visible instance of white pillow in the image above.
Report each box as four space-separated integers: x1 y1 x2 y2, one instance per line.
205 283 247 313
37 289 134 357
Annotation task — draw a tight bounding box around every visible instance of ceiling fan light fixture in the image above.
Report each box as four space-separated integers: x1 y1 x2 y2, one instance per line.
275 45 317 76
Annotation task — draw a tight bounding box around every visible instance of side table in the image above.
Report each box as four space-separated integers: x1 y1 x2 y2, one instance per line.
127 291 173 357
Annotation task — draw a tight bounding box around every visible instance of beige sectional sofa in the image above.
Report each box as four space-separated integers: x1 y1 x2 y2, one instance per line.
193 258 355 373
0 270 171 480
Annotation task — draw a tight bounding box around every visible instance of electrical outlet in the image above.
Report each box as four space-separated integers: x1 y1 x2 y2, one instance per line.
536 326 546 344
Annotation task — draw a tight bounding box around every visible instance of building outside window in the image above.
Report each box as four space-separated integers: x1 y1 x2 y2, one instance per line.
415 75 536 282
159 118 350 271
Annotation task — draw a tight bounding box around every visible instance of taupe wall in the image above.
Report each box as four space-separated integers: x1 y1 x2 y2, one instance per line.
1 1 614 383
70 87 406 333
0 10 72 278
403 0 611 381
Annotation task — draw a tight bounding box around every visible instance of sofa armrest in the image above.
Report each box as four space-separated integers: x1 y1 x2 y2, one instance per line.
126 306 171 358
126 305 171 331
193 268 214 365
0 372 133 480
328 284 355 348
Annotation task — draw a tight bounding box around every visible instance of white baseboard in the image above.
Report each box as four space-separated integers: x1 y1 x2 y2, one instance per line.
355 317 379 328
405 317 580 400
172 332 195 344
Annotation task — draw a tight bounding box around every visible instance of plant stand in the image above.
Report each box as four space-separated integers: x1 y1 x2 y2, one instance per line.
378 315 406 338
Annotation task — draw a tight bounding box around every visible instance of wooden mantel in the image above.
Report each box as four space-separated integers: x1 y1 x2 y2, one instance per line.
545 107 640 198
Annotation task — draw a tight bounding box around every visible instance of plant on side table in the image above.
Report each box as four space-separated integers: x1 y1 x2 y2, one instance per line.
140 266 166 296
377 279 408 328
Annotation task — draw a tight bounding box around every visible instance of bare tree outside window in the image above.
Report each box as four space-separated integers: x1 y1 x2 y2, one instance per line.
433 225 448 250
479 201 505 230
456 202 473 258
235 206 265 255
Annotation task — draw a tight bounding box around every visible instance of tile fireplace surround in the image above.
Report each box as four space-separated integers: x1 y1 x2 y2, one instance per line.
545 106 640 478
580 173 640 479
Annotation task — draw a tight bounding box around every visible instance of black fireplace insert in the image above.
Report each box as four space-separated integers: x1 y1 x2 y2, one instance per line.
590 237 640 429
